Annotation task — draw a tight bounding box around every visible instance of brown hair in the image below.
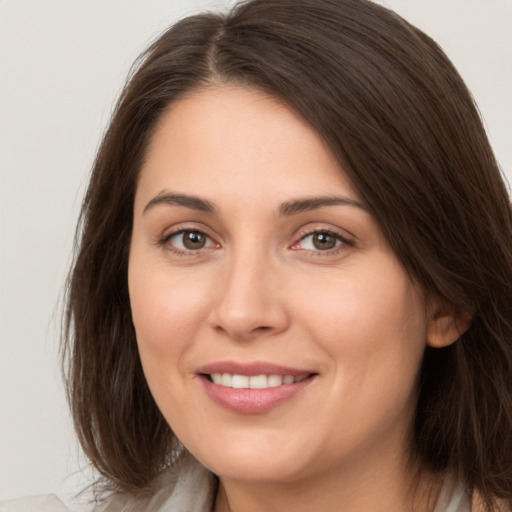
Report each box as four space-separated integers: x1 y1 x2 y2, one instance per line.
64 0 512 507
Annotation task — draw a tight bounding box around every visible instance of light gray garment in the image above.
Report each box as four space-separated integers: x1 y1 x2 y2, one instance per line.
0 455 471 512
93 451 215 512
433 473 472 512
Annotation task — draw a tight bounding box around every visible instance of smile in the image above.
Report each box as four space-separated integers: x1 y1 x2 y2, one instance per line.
208 373 309 389
197 362 317 414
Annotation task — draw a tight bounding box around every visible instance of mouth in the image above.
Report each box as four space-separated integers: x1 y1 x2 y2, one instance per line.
205 372 310 389
196 362 318 414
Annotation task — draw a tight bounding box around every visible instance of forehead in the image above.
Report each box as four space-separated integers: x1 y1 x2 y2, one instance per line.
137 84 358 209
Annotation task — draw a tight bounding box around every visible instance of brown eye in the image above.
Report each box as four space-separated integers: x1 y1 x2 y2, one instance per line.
166 229 215 252
312 232 337 250
182 231 207 249
295 230 347 252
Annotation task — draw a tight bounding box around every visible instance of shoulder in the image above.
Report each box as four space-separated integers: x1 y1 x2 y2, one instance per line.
95 451 216 512
0 495 71 512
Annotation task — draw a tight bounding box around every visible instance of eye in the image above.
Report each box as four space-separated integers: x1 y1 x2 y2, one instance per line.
295 230 349 252
165 229 216 252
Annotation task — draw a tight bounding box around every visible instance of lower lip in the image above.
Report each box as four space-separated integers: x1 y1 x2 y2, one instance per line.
199 375 315 414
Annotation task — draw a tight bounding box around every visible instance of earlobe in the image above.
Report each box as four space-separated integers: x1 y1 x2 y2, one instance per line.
426 304 472 348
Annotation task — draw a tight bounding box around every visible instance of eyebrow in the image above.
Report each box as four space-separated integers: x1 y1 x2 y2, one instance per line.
143 193 217 214
278 196 367 216
143 192 367 216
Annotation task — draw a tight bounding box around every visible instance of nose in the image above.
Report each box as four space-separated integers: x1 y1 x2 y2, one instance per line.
207 249 289 341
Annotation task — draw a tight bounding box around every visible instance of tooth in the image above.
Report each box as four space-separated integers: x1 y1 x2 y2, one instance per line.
211 372 303 388
249 375 268 389
267 375 283 387
232 375 250 389
221 373 232 387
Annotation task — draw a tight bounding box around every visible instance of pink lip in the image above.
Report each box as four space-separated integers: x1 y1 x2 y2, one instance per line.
196 361 317 414
197 361 312 377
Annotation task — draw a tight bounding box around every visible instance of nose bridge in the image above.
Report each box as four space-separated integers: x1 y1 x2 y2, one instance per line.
209 240 287 339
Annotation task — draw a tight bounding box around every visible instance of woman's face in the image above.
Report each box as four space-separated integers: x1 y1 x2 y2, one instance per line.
128 84 431 484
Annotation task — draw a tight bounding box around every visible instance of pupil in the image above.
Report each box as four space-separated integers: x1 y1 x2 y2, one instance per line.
183 231 206 249
313 233 336 250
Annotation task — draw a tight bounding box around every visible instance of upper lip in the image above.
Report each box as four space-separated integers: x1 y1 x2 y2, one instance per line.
196 361 315 377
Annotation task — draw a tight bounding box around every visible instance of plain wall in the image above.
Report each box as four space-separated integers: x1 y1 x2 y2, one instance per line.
1 0 511 501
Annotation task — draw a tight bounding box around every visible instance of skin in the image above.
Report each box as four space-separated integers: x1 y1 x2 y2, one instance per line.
128 84 460 511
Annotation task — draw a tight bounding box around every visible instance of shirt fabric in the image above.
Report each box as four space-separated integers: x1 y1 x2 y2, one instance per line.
0 453 475 512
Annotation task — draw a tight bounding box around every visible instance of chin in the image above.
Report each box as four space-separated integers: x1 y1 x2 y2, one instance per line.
185 432 311 483
207 457 307 483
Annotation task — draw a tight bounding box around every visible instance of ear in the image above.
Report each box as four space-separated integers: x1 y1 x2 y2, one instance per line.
426 301 472 348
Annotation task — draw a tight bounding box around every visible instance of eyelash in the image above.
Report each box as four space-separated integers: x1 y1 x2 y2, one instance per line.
293 228 353 256
159 228 218 256
159 227 353 257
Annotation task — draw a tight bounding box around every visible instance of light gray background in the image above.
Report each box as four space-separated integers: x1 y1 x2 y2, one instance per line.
1 0 511 501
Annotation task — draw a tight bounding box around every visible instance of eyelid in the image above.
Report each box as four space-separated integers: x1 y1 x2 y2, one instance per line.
156 223 354 256
158 224 220 254
290 226 354 252
168 229 215 247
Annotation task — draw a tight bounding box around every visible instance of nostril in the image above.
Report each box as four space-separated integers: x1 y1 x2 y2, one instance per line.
212 322 273 337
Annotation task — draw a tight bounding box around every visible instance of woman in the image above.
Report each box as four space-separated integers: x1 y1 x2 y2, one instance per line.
3 0 511 510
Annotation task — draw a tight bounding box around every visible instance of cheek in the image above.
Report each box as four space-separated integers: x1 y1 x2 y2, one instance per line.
128 258 215 429
295 259 427 406
300 258 426 349
128 253 212 376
